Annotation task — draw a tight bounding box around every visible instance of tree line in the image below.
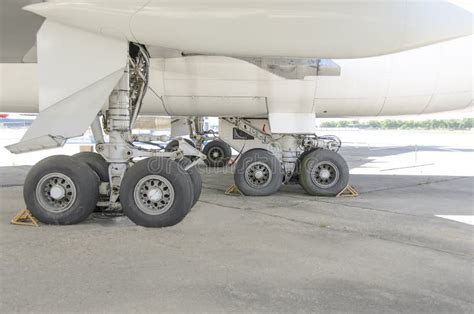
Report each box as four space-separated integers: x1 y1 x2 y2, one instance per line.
320 118 473 130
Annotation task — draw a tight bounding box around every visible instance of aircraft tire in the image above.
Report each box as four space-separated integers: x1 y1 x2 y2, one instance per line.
73 152 109 182
234 149 283 196
289 148 319 182
120 157 194 227
299 149 349 196
23 155 100 225
203 140 231 167
177 158 202 207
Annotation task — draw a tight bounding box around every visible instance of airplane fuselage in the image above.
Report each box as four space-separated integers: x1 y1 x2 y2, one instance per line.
1 0 472 120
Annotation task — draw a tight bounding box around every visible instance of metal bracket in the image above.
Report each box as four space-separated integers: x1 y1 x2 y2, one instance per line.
108 163 127 203
131 134 170 143
223 117 273 144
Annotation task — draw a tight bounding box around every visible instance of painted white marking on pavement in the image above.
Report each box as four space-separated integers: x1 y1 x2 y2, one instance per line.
436 215 474 226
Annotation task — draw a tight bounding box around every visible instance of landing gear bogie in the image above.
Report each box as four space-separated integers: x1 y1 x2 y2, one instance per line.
219 117 349 197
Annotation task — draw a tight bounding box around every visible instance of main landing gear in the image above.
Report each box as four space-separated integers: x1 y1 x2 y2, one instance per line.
24 43 205 228
221 118 350 197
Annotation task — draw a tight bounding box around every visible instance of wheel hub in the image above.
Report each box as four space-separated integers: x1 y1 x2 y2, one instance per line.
36 173 77 213
49 185 66 200
311 161 340 188
208 147 224 161
245 162 272 188
148 188 163 202
134 175 175 215
319 169 331 180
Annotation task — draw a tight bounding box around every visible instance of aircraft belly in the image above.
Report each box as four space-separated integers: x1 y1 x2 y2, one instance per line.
131 0 471 58
163 96 268 117
313 98 386 118
25 1 472 59
1 37 472 118
142 56 317 117
379 95 432 116
424 92 473 114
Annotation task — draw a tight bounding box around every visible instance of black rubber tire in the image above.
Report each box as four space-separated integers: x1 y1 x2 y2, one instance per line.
203 140 232 167
290 149 318 182
165 138 195 152
299 149 349 196
120 157 194 227
177 158 202 207
73 152 109 182
23 155 100 225
234 149 283 196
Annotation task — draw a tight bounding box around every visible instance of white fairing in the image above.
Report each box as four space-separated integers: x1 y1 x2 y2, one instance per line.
25 0 472 58
315 35 474 117
138 35 473 119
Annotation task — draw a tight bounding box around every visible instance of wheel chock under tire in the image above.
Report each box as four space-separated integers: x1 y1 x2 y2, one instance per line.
337 185 359 198
225 184 242 196
11 209 39 227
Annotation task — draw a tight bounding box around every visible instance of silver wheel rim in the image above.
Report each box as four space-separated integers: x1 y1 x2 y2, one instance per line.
36 173 77 213
310 161 340 188
245 161 273 188
133 175 175 215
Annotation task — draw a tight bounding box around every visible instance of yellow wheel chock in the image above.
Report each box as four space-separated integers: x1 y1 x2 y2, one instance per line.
225 184 242 196
11 209 39 227
337 185 359 198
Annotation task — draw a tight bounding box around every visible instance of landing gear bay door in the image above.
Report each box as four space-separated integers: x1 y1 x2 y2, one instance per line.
6 20 128 154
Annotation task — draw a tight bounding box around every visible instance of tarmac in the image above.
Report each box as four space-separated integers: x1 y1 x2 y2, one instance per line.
0 141 473 313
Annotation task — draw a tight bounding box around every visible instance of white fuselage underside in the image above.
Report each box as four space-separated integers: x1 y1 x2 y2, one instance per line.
1 36 472 118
